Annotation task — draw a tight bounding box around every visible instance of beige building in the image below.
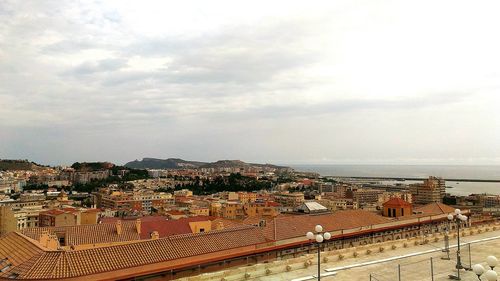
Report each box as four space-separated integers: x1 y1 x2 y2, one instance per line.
410 176 446 204
273 192 305 207
39 208 81 227
0 206 16 235
378 191 413 206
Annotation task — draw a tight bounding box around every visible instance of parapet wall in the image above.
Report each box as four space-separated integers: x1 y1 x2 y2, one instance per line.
176 222 499 281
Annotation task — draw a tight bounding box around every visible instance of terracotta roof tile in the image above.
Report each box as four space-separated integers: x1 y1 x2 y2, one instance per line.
22 221 141 246
3 226 269 280
382 197 412 207
414 202 457 216
263 210 390 240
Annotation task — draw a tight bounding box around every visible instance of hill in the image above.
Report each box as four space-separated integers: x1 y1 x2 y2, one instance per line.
70 162 115 171
124 158 291 171
0 159 45 171
124 158 206 169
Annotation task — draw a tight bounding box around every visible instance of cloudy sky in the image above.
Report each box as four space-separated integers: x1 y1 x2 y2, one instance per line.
1 0 499 166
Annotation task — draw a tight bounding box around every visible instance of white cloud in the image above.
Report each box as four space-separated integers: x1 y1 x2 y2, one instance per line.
0 0 499 165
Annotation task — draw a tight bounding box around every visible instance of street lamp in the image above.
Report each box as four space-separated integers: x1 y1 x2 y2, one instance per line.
447 208 468 280
473 256 499 280
306 224 331 281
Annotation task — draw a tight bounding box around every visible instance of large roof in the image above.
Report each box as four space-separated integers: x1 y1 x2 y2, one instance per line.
22 221 141 246
22 216 218 245
1 226 269 280
262 210 390 240
382 197 412 207
414 202 457 216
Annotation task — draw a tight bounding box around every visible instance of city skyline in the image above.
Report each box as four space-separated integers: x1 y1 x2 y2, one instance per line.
1 0 500 166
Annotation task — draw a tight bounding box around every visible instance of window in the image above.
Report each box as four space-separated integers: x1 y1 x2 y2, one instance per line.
199 228 205 233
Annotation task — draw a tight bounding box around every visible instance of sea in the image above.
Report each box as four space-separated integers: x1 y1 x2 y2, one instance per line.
288 164 500 196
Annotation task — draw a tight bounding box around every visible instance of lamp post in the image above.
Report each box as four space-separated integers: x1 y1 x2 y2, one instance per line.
448 208 468 280
472 256 499 280
306 224 331 281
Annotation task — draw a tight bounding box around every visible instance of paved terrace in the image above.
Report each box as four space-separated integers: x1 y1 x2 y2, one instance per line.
176 223 500 281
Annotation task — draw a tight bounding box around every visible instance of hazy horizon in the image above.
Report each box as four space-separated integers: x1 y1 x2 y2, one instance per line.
1 0 499 166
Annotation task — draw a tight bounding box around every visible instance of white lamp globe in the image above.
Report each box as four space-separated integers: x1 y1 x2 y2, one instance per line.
323 232 331 240
316 234 324 243
447 214 454 220
460 215 468 221
455 209 461 215
487 256 498 268
315 225 323 233
473 264 485 276
484 269 498 281
306 232 314 240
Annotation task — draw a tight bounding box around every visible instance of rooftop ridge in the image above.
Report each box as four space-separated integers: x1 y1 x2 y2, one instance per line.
11 232 53 252
169 224 256 239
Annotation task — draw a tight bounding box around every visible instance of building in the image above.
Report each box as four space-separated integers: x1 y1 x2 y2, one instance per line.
0 203 469 280
97 190 173 215
0 206 16 235
410 176 446 204
238 192 257 203
378 191 413 205
349 188 384 208
273 192 305 207
296 201 329 214
39 208 81 227
382 197 412 218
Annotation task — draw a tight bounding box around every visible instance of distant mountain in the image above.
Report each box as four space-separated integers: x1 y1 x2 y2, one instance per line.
71 162 115 171
124 158 207 169
124 158 291 171
0 159 45 171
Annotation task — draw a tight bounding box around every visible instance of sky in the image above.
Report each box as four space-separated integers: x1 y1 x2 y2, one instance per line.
1 0 500 166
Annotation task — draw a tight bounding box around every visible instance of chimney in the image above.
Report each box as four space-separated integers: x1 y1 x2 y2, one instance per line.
39 230 49 247
135 218 141 234
116 220 122 235
215 221 224 230
151 231 159 240
39 231 59 250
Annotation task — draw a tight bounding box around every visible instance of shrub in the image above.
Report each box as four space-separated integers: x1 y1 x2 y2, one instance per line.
353 252 358 257
323 257 329 263
379 247 385 252
338 254 344 260
366 249 372 255
391 245 397 250
286 265 292 272
265 268 272 275
434 237 439 242
244 273 251 279
403 242 408 248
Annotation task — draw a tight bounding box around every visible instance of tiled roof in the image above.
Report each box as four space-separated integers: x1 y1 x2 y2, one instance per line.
262 210 390 240
211 218 245 229
1 226 269 280
382 197 412 207
414 202 457 215
22 221 141 246
140 216 215 239
0 232 45 268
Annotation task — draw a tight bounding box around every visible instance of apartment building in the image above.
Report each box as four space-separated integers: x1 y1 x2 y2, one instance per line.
410 176 446 204
273 192 305 207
